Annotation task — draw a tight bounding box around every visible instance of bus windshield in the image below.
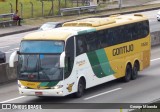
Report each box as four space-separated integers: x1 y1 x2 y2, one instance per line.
20 40 64 53
18 40 64 81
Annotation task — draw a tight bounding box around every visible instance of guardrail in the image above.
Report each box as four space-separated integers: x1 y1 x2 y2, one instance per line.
0 62 17 84
60 5 97 16
0 31 160 84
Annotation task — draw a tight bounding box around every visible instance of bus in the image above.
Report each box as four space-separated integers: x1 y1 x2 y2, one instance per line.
9 14 150 97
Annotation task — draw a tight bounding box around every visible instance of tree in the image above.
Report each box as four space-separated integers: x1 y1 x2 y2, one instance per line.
0 0 6 2
16 0 18 11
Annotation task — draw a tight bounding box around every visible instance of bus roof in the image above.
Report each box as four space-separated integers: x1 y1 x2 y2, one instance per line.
22 27 96 41
23 14 148 41
63 14 148 30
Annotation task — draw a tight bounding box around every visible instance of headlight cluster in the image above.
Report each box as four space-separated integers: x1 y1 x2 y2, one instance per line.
18 84 27 89
51 85 63 89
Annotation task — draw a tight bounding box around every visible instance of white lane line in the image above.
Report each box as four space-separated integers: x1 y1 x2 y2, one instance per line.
0 96 26 103
84 88 122 100
0 46 10 49
151 58 160 62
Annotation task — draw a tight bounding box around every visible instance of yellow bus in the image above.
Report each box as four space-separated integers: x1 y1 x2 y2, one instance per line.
9 14 150 97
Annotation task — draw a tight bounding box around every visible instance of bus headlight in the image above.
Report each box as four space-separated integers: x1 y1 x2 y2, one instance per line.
18 84 27 89
51 85 63 89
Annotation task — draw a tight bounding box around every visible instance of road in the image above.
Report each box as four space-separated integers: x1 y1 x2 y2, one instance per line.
0 31 33 63
0 9 160 112
0 44 160 112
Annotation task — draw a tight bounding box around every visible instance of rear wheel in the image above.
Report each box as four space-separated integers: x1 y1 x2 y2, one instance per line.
74 79 85 98
123 64 132 82
131 62 139 80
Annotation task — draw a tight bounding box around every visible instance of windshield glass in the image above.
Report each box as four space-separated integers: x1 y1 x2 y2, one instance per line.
18 54 63 81
20 40 64 53
18 40 64 81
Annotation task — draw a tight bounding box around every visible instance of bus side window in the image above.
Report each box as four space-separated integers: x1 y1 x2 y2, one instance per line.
105 29 112 46
131 23 137 40
76 35 87 56
142 21 149 37
85 32 99 52
65 36 75 78
98 30 108 48
118 26 125 43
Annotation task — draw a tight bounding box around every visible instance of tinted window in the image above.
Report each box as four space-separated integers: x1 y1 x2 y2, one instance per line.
76 20 149 56
65 37 75 78
85 32 99 52
76 35 87 55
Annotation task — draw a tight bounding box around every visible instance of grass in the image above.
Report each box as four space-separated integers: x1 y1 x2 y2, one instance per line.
0 0 75 18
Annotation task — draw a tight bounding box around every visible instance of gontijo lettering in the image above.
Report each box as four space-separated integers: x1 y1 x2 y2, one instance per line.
113 44 134 56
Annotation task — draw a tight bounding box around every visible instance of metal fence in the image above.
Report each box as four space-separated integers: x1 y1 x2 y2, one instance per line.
0 0 122 18
1 0 91 18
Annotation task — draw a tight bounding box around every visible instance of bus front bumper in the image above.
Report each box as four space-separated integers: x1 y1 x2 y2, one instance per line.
18 88 65 97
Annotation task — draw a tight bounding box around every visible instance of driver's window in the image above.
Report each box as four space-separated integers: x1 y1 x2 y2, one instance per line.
64 36 75 79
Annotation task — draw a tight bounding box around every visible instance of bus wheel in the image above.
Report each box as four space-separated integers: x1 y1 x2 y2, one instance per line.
74 78 85 98
131 62 139 80
123 64 132 82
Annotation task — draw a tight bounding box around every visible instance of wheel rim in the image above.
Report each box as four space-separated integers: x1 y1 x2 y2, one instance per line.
78 83 83 95
126 66 131 81
133 64 138 79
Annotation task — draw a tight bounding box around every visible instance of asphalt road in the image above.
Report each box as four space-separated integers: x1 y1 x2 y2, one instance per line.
0 44 160 112
0 31 33 63
0 9 160 112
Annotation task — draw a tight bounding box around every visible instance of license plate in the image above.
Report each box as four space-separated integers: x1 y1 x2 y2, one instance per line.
35 92 43 96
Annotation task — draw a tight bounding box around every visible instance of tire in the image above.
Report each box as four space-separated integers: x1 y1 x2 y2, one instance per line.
3 57 6 63
74 79 85 98
131 62 139 80
123 64 132 82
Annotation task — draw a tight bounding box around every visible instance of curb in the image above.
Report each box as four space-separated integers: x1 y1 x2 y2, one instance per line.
0 27 39 37
96 6 160 17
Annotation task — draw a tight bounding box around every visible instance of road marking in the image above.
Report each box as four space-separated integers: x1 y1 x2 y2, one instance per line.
84 88 122 100
0 96 26 103
0 46 10 49
150 58 160 62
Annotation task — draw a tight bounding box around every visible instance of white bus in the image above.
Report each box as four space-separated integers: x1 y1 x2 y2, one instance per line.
9 14 150 97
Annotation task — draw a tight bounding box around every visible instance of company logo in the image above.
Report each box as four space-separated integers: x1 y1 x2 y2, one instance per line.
113 44 134 56
37 85 40 89
67 82 74 92
76 60 86 66
2 104 11 109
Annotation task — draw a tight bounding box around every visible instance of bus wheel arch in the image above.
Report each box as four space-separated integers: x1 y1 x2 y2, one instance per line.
123 62 132 82
74 76 86 98
131 60 140 80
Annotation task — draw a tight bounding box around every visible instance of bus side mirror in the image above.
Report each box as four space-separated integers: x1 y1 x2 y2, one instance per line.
60 52 65 68
9 51 18 67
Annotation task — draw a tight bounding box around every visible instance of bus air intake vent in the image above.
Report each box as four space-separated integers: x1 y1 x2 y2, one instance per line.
134 14 144 17
109 14 121 18
63 18 116 27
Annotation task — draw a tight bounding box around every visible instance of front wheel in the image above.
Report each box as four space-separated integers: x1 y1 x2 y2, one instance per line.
74 79 85 98
123 64 132 82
